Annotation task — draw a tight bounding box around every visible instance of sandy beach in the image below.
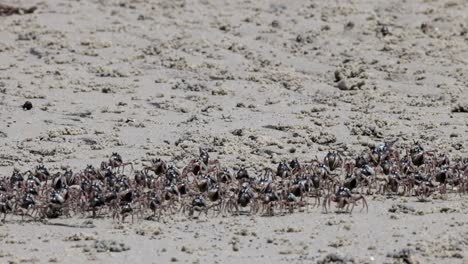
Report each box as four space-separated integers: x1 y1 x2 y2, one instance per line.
0 0 467 263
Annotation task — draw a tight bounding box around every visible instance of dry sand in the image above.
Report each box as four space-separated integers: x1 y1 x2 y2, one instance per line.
0 0 467 263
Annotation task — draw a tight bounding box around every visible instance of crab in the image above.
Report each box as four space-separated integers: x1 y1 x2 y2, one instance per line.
237 183 258 212
379 159 393 175
52 172 67 191
180 194 209 218
194 174 216 193
112 189 138 223
144 158 168 176
235 167 249 181
408 141 434 167
432 165 455 198
16 193 40 220
415 181 435 200
324 151 343 171
289 158 301 174
253 171 281 215
355 153 369 169
146 191 164 221
34 165 50 182
276 161 291 178
0 193 13 222
87 191 106 218
51 168 78 190
323 187 368 213
308 173 324 206
134 170 155 188
101 152 134 173
42 188 73 219
224 182 258 215
280 191 304 214
206 184 225 216
9 168 24 189
288 176 311 201
24 175 40 196
354 164 376 194
165 165 181 184
434 152 450 167
217 167 233 183
281 177 314 214
0 139 464 222
308 161 338 193
182 148 220 178
378 172 401 195
342 160 376 195
369 140 398 166
254 168 275 193
259 190 280 216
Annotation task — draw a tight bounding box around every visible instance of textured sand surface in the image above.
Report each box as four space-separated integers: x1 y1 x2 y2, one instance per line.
0 0 467 263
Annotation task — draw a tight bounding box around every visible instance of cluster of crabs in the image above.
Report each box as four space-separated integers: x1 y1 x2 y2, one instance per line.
0 141 467 222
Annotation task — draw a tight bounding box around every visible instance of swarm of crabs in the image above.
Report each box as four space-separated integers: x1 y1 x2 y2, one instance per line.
0 141 467 222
